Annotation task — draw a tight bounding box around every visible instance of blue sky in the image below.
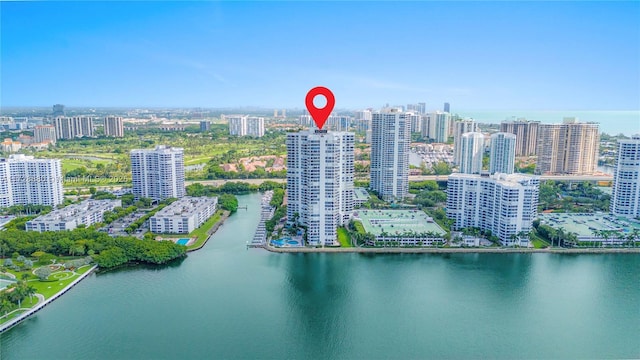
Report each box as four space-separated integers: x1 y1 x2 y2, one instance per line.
1 1 639 110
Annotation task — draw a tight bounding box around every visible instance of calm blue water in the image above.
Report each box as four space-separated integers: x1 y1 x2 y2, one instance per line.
457 110 640 136
1 194 639 359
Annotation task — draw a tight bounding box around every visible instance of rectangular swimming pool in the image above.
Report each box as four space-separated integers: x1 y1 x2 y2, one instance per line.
176 238 190 245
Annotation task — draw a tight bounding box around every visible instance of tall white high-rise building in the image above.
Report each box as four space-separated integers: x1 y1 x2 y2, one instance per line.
370 108 410 202
227 115 265 137
421 111 450 142
34 125 57 144
453 119 479 165
286 130 354 246
0 154 63 207
246 117 265 137
459 132 485 174
447 173 540 246
54 116 94 139
104 116 124 137
130 146 185 201
408 112 423 133
490 132 516 174
610 135 640 219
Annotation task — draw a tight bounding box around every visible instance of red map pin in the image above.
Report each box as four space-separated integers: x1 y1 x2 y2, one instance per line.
305 86 335 130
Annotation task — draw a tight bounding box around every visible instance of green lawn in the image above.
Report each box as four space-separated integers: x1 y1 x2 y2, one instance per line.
29 265 93 300
337 227 353 247
186 210 226 250
353 221 366 234
530 233 550 249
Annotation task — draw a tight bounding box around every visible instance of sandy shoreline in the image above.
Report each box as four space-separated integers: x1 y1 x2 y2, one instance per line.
262 245 640 254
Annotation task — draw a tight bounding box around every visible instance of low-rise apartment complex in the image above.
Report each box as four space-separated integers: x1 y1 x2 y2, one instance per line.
149 196 218 234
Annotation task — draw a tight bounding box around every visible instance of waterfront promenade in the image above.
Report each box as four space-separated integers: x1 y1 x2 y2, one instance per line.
0 265 98 334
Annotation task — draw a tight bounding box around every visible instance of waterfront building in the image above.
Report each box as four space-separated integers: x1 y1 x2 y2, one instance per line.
500 119 539 156
610 135 640 219
458 132 485 174
446 173 540 246
26 199 121 232
104 116 124 137
130 145 185 201
0 154 63 207
370 108 410 201
489 132 516 174
286 130 354 246
354 209 446 246
536 118 599 175
452 119 479 166
149 196 218 234
34 125 57 144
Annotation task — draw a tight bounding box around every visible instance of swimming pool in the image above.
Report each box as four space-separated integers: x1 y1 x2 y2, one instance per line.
270 237 303 247
176 238 190 245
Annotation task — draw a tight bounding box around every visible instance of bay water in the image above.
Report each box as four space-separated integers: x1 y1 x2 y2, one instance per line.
1 194 638 359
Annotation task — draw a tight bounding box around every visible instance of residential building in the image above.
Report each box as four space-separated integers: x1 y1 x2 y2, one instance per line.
490 132 516 174
246 117 265 137
536 118 599 175
149 196 218 234
500 119 539 156
370 108 410 201
446 173 540 246
610 135 640 218
453 119 479 166
200 121 211 132
130 145 185 201
52 104 65 117
286 130 354 246
34 125 57 144
227 115 265 137
26 199 121 232
0 139 21 153
459 132 485 174
421 111 450 142
54 116 94 139
104 116 124 137
444 102 450 113
0 154 64 207
408 112 423 133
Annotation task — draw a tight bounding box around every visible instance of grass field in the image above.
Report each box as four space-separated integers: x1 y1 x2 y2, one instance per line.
337 227 352 247
186 210 226 250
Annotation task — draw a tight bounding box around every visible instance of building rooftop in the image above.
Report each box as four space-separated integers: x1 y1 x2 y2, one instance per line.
32 200 121 222
153 196 217 218
354 187 371 202
538 213 640 237
354 209 446 237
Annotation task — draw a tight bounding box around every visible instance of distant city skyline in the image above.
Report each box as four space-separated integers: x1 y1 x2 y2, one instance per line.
1 2 639 110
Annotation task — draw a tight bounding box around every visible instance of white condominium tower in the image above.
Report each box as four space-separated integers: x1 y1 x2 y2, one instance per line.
447 173 540 246
370 108 410 202
286 130 354 246
610 135 640 219
490 132 516 174
130 145 186 201
34 125 57 144
226 115 265 137
536 118 599 175
453 119 479 166
421 111 450 143
54 116 94 139
0 154 63 208
459 132 485 174
104 116 124 137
